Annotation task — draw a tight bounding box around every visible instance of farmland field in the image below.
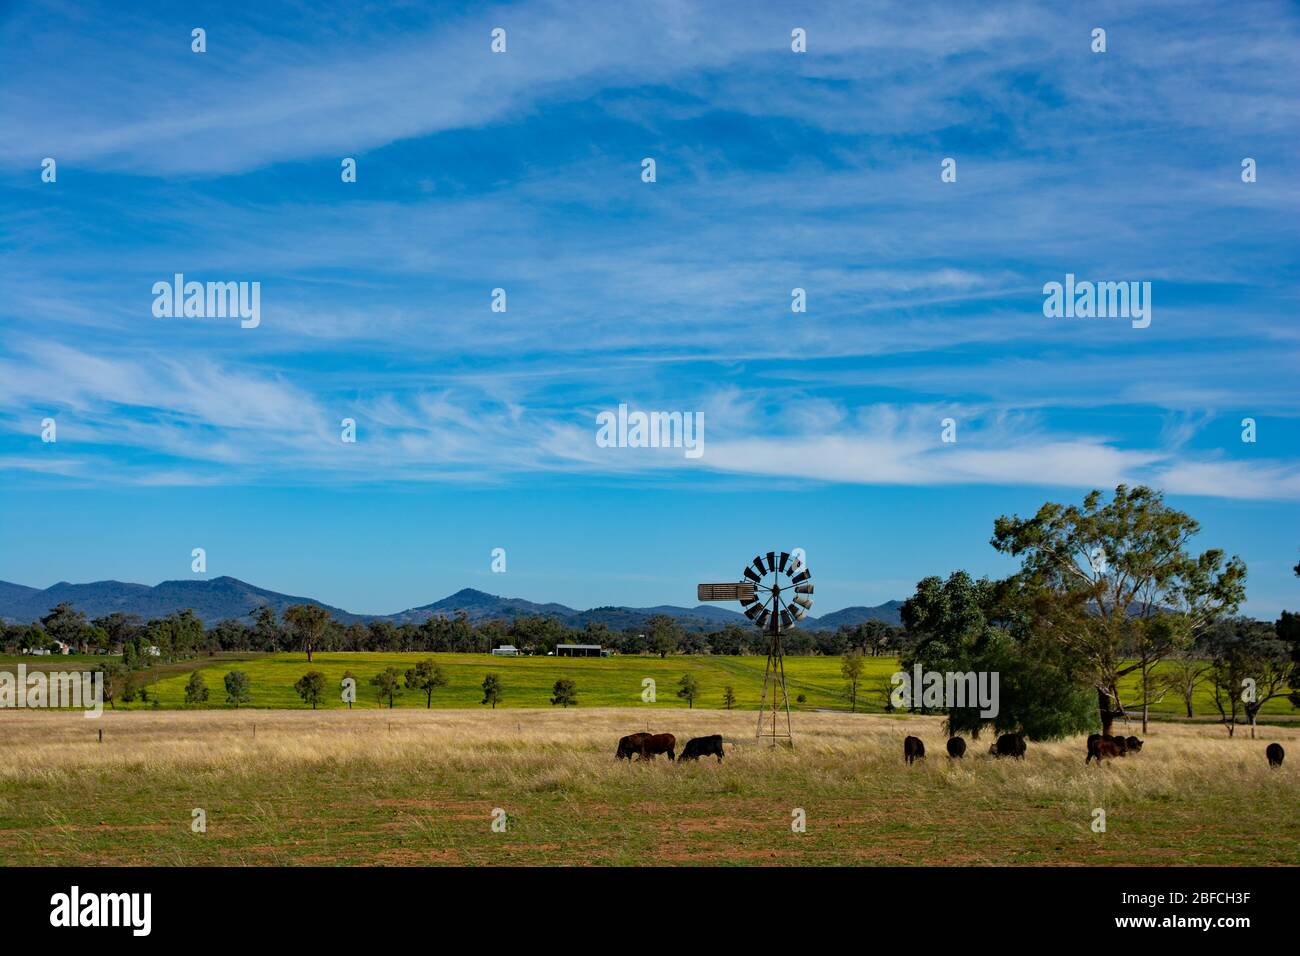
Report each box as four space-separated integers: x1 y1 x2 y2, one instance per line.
136 652 904 711
0 708 1295 866
6 651 1293 720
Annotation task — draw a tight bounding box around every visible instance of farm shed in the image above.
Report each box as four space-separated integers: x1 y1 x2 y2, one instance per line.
556 643 604 657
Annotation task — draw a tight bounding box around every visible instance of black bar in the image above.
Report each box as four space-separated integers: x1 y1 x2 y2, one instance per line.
0 866 1279 941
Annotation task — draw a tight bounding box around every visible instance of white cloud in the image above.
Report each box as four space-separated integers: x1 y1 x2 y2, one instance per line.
4 345 1291 500
1156 459 1300 500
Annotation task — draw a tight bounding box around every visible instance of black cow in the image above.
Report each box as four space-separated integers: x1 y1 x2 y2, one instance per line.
1267 743 1285 769
946 736 966 759
616 732 652 760
904 735 926 764
1086 732 1128 752
989 733 1027 759
1086 734 1127 764
1124 736 1143 753
1092 738 1123 764
680 734 725 762
640 733 677 761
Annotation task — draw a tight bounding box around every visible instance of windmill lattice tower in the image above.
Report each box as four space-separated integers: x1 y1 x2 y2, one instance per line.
697 551 813 746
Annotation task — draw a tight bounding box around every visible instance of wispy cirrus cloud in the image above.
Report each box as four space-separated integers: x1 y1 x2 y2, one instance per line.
1 0 1297 510
4 340 1298 500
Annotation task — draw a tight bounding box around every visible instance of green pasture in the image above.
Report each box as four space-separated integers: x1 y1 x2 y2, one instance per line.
125 652 899 711
34 651 1293 719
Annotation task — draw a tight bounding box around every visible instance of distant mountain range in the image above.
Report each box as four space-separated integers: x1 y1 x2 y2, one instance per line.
0 576 903 631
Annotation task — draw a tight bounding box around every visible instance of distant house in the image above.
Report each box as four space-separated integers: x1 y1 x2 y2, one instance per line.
24 642 69 656
145 645 162 657
556 643 605 658
491 645 520 657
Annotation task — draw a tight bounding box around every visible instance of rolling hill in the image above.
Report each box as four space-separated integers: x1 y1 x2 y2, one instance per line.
0 578 903 630
0 577 358 627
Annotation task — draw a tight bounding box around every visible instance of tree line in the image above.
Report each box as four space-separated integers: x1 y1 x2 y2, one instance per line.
171 664 659 711
1 601 905 661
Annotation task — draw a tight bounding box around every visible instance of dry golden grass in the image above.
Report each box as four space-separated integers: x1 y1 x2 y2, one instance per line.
0 708 1295 866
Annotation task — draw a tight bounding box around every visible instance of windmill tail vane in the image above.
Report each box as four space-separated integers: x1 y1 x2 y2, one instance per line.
696 550 813 746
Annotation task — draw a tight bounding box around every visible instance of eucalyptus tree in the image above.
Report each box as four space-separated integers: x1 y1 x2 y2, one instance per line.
991 485 1245 734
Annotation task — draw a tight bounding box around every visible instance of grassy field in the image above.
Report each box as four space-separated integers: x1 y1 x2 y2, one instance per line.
0 708 1295 866
5 651 1290 721
0 651 899 712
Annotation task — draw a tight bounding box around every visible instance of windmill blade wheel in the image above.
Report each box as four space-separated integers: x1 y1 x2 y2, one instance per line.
738 550 812 632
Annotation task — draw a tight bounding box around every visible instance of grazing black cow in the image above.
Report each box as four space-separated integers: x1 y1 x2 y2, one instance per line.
1125 736 1143 753
904 735 925 764
1267 743 1285 769
616 732 652 760
989 733 1026 759
1087 732 1128 752
640 732 677 761
1086 734 1128 764
946 736 966 759
680 734 725 762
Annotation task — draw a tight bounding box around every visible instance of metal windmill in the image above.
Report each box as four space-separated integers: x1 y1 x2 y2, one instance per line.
697 551 813 745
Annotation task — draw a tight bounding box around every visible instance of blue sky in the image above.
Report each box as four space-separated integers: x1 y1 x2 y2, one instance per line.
1 0 1298 617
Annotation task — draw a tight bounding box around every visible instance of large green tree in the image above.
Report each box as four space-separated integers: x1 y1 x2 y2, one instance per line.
370 667 403 708
841 650 865 712
507 615 569 655
676 673 699 708
550 678 578 708
647 615 682 659
1205 618 1293 737
283 604 332 663
184 671 209 705
295 670 327 709
224 670 251 708
991 485 1245 734
40 603 89 651
96 661 127 709
901 571 1095 740
1161 651 1211 718
404 658 449 708
92 612 143 652
857 620 898 656
480 674 503 708
251 605 285 652
144 610 205 662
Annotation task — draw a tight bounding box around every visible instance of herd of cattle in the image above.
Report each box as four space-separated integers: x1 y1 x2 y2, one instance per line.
903 732 1030 764
907 732 1285 767
617 730 1288 769
615 732 724 762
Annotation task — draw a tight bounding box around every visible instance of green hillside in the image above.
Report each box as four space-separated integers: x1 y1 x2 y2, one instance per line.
49 651 1295 720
